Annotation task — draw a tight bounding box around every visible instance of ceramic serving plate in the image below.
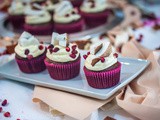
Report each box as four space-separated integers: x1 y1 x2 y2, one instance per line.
0 51 150 100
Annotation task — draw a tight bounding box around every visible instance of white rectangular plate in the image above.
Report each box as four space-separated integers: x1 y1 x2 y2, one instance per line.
0 53 150 100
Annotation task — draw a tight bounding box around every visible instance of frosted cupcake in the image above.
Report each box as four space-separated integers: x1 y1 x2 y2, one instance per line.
45 32 80 80
15 31 46 73
53 1 84 34
8 1 26 29
80 0 112 27
83 42 121 89
24 6 53 35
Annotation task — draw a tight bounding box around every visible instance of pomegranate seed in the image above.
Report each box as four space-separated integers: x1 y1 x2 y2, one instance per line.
70 54 76 59
49 48 53 53
72 45 77 50
38 45 44 50
100 57 105 62
72 11 76 14
4 112 10 117
113 53 118 58
139 34 143 39
72 50 78 54
137 38 142 42
24 49 30 55
27 55 33 60
87 52 90 55
2 99 7 106
90 3 95 8
65 14 69 17
48 44 54 49
116 45 122 53
0 107 2 112
83 55 88 59
66 47 70 52
53 47 59 52
17 119 21 120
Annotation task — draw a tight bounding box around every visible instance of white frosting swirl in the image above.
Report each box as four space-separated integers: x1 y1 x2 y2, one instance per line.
114 27 133 47
15 31 45 58
8 1 25 15
80 0 109 13
84 42 117 71
46 43 80 63
53 1 81 23
44 0 59 11
25 7 51 24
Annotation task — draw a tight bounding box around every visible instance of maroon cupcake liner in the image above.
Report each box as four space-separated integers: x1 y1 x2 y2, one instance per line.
54 19 84 34
24 23 53 35
15 52 46 73
8 14 25 29
83 62 121 89
45 57 81 80
80 10 110 27
70 0 83 7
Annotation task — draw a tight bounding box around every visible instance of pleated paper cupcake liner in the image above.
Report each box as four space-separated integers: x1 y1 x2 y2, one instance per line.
45 57 80 80
83 62 121 89
15 52 46 73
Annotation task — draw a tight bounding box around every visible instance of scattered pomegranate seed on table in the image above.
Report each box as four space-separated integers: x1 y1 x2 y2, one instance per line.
87 52 90 55
72 50 78 54
4 112 11 117
2 99 8 106
0 107 2 112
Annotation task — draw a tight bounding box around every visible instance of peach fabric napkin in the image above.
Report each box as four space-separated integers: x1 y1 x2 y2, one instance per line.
116 40 160 120
33 87 116 120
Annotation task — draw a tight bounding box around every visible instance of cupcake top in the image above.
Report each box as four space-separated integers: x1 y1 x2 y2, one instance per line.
84 42 118 71
112 27 134 48
53 1 81 23
25 5 51 24
46 32 80 63
8 1 25 15
80 0 109 13
15 31 45 59
43 0 60 12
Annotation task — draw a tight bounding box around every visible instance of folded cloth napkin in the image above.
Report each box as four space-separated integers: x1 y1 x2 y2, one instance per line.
32 40 160 120
116 40 160 120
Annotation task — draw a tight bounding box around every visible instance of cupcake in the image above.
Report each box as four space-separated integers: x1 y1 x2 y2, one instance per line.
45 32 81 80
83 42 121 89
24 6 53 35
108 27 134 53
8 1 26 29
53 1 84 34
15 31 46 73
80 0 112 27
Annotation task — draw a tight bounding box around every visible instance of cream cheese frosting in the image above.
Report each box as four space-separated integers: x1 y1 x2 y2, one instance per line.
25 6 51 24
46 32 80 63
80 0 109 13
43 0 59 11
53 1 81 23
84 42 117 71
15 31 45 58
8 1 25 15
114 27 134 47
